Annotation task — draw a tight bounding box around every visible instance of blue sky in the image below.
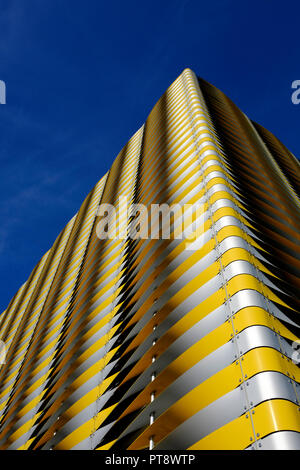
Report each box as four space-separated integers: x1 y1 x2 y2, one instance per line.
0 0 299 312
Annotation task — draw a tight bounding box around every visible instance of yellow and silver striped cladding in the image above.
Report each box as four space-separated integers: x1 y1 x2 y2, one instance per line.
0 68 299 450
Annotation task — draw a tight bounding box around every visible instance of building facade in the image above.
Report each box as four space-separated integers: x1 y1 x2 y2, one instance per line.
0 68 299 450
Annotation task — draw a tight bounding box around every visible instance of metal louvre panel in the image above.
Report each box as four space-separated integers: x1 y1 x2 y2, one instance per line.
247 431 300 450
156 372 299 450
0 68 299 450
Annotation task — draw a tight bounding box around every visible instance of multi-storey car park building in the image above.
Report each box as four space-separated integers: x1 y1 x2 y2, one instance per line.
0 68 300 450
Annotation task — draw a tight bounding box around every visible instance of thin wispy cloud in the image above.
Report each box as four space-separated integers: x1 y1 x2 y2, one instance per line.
0 0 299 313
